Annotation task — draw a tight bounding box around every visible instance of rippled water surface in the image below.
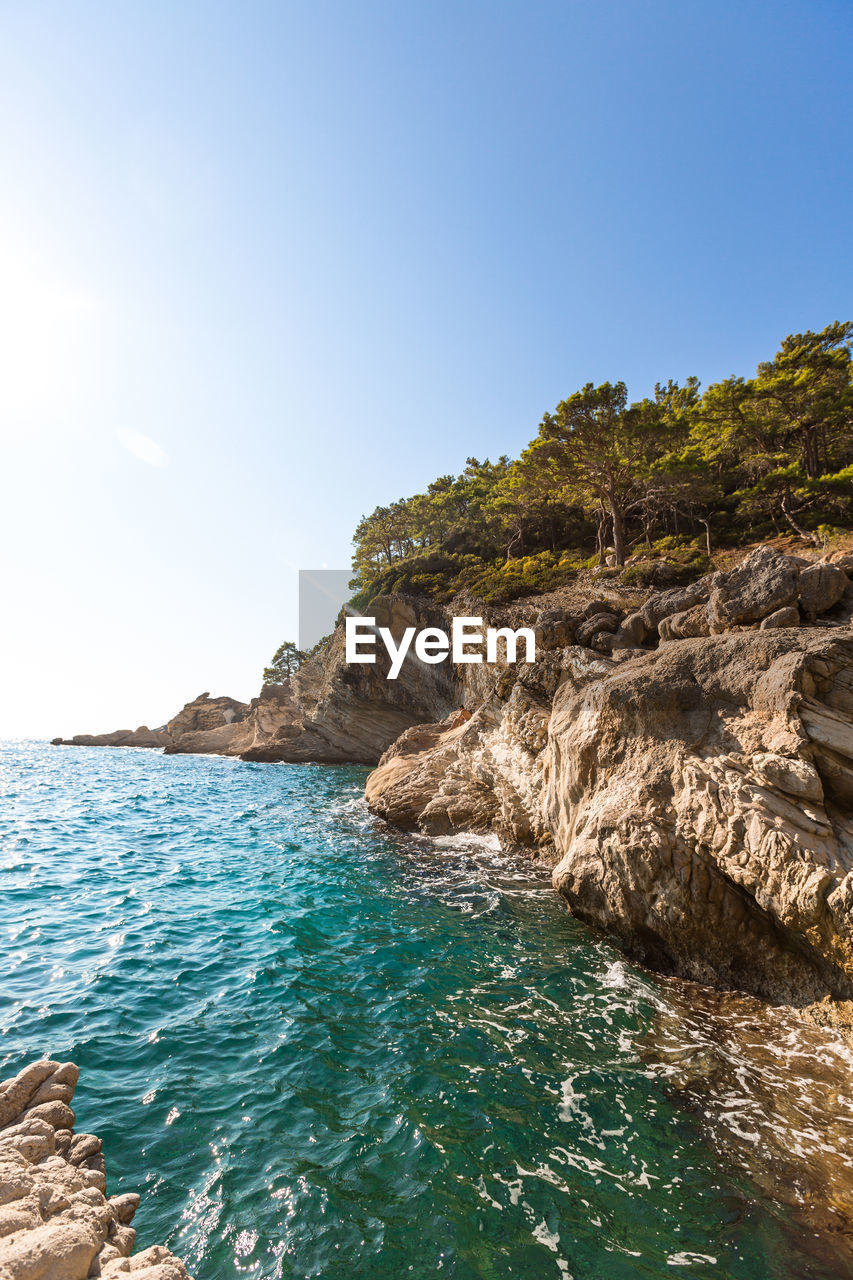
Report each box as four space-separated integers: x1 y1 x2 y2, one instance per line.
3 741 853 1279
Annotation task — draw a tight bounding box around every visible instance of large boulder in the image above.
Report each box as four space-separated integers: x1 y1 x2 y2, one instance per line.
658 603 711 642
761 606 801 630
827 550 853 575
640 580 710 633
798 562 850 620
614 611 648 648
576 612 619 647
533 608 576 651
706 545 800 631
583 599 622 620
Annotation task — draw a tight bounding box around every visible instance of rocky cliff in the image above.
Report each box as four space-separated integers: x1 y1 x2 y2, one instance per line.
365 545 853 1025
51 694 251 755
53 598 461 764
0 1059 191 1280
54 544 853 1023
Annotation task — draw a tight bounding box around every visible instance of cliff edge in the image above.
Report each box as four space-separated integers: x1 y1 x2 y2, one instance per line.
366 546 853 1026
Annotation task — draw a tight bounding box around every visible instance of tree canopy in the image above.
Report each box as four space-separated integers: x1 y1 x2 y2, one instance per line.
349 322 852 604
263 640 306 685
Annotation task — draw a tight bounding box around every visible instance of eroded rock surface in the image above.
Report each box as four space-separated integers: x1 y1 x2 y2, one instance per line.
547 631 853 1006
50 727 172 750
0 1060 192 1280
52 694 250 755
237 597 461 763
366 620 853 1017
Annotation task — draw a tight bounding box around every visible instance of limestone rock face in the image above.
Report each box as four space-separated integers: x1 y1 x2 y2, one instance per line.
53 694 250 755
165 693 249 737
238 597 462 764
366 623 853 1015
160 693 252 756
546 632 853 1005
0 1060 192 1280
53 545 852 782
365 653 568 849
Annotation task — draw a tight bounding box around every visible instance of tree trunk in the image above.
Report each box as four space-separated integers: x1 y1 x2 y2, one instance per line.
610 498 626 566
596 509 607 565
699 517 711 558
506 526 522 560
803 426 821 479
780 496 821 547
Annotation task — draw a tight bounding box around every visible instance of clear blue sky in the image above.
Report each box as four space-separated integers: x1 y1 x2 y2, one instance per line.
1 0 851 736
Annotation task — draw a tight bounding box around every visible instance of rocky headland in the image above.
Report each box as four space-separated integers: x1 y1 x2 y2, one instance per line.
55 544 853 1030
0 1058 191 1279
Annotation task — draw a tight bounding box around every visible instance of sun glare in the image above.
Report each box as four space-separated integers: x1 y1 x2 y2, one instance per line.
0 244 103 437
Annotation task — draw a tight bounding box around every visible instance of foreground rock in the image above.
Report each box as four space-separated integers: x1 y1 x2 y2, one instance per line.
0 1059 192 1280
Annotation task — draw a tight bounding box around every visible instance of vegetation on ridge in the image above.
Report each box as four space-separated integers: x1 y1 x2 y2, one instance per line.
350 322 853 605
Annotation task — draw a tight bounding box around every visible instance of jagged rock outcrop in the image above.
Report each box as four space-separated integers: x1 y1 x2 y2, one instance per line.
57 545 850 767
166 693 247 735
365 657 560 848
547 630 853 1008
51 728 172 750
706 544 801 630
52 694 250 755
366 618 853 1017
237 597 462 763
666 544 850 640
0 1059 192 1280
53 599 463 765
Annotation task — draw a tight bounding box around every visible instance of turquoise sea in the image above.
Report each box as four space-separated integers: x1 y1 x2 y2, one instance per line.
2 740 853 1279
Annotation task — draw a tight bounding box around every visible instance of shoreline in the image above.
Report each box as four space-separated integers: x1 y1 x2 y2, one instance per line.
47 544 853 1039
5 740 853 1274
